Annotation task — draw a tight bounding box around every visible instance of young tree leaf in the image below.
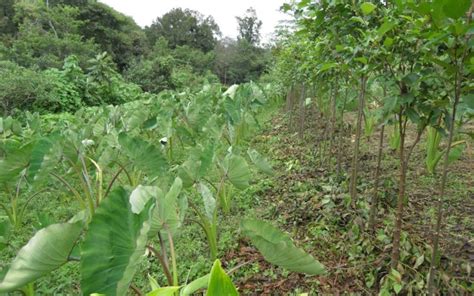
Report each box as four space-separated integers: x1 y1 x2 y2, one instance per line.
206 260 238 296
241 219 326 276
0 221 82 292
360 2 377 15
377 21 396 38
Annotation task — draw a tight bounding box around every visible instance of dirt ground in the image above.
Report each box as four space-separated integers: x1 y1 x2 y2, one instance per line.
227 108 473 295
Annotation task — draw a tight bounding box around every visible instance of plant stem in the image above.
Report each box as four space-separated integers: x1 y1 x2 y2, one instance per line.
391 113 406 269
298 83 306 141
147 245 173 286
391 115 424 269
349 75 367 206
103 167 124 199
167 228 178 287
368 124 384 232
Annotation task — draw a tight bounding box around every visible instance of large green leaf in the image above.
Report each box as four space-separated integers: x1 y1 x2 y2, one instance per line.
0 142 33 183
241 219 326 276
80 187 152 296
130 185 161 214
247 149 273 175
0 217 10 251
148 178 184 235
0 221 82 292
206 260 238 296
178 160 200 188
222 154 251 190
118 133 168 177
197 182 216 220
27 136 58 185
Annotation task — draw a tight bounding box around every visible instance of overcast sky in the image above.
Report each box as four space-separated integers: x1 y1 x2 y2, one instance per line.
100 0 291 42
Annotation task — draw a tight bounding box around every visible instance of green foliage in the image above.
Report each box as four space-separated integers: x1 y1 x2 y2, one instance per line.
0 61 50 115
222 154 251 190
206 260 238 296
8 1 97 69
0 0 17 40
145 8 220 53
118 132 169 178
80 187 151 295
0 221 82 292
214 38 271 85
271 0 472 293
0 82 285 294
76 1 146 71
0 53 144 114
241 219 326 275
236 7 262 45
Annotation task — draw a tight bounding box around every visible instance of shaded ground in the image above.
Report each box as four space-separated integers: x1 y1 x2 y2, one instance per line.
226 108 473 295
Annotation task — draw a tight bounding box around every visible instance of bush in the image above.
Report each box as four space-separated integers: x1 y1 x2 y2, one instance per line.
125 55 175 93
0 61 50 116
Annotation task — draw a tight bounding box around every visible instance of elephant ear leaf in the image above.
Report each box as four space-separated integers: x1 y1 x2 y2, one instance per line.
0 142 33 184
206 260 238 296
247 149 273 175
0 221 83 292
222 154 251 190
118 132 168 177
241 219 326 276
80 187 152 296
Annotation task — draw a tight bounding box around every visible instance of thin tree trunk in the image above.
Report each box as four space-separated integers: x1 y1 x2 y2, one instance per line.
329 81 338 172
391 115 423 268
349 75 367 206
336 86 349 179
368 124 384 232
391 114 406 269
427 31 469 295
299 84 306 141
286 85 293 113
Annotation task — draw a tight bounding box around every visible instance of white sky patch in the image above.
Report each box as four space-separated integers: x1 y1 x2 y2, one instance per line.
99 0 291 42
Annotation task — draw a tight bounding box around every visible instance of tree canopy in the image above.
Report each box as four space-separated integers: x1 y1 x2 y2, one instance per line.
145 8 220 52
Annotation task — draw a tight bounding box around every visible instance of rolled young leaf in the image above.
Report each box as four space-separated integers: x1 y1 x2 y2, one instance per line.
206 260 239 296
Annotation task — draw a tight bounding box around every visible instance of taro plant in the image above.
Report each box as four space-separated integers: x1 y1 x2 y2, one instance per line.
0 82 326 295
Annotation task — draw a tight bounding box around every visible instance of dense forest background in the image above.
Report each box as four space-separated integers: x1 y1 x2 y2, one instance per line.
0 0 272 115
